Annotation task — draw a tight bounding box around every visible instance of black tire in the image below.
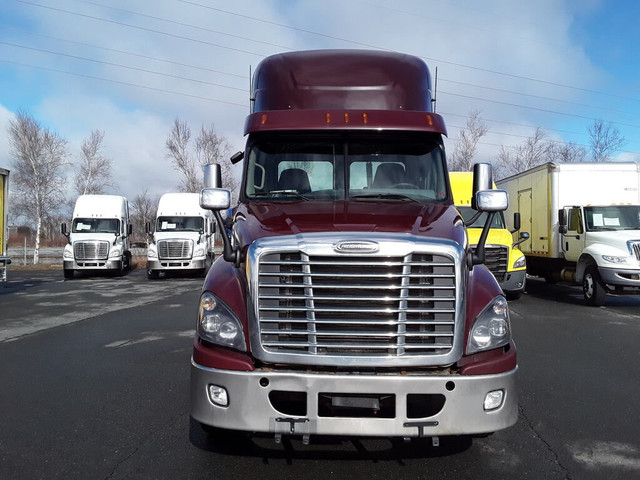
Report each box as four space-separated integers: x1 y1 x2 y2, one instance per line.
583 266 606 307
63 269 74 279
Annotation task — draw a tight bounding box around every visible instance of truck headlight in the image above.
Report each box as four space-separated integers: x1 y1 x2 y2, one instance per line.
602 255 627 264
198 292 246 351
194 244 205 257
63 245 74 259
467 296 511 354
109 246 122 258
147 244 157 258
513 255 526 269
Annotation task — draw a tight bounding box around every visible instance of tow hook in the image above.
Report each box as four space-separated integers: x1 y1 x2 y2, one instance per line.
274 417 310 444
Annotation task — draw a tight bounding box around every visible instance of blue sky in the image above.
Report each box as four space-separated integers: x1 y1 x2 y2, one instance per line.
0 0 639 200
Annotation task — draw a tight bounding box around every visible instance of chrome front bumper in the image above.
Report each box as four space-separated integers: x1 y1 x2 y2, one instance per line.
147 257 207 271
191 361 518 438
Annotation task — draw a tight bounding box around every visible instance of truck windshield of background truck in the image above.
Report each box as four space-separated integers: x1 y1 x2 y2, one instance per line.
244 133 448 203
72 218 119 234
457 206 505 229
583 205 640 231
156 216 204 232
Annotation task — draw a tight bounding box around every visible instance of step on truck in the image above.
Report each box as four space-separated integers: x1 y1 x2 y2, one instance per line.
0 168 10 281
450 172 528 299
497 161 640 306
61 194 132 279
146 192 215 279
191 50 518 445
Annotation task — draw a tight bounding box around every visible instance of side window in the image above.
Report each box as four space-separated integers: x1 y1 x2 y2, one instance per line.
568 208 583 234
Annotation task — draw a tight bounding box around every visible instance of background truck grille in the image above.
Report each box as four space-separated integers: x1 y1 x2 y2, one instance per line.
472 244 508 281
631 241 640 261
74 241 109 260
157 239 193 260
256 251 457 360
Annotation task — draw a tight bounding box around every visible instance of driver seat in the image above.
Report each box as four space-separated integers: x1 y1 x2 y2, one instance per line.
372 163 405 188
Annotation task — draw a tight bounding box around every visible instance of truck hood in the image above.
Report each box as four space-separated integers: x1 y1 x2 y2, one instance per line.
69 232 120 244
586 230 640 261
234 200 465 247
153 231 203 242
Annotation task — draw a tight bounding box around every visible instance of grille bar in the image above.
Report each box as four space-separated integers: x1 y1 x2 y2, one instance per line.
631 241 640 261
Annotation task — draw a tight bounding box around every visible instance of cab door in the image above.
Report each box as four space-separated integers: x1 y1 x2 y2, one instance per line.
562 207 585 262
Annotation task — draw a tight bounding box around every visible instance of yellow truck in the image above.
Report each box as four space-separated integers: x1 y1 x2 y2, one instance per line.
450 171 528 299
1 167 10 282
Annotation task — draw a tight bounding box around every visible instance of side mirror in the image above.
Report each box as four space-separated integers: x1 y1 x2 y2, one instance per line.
127 224 133 236
204 163 222 189
145 222 152 235
471 163 493 210
230 151 244 165
61 223 68 235
475 189 508 212
512 212 521 232
200 188 231 211
514 231 530 247
558 209 567 234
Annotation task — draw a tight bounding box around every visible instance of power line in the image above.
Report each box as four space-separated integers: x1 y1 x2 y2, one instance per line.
0 58 247 108
1 41 247 93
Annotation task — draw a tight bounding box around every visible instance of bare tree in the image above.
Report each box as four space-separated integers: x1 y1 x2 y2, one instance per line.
448 110 488 171
8 110 68 263
549 141 586 163
165 117 237 197
497 127 551 177
130 189 158 244
588 119 626 162
74 129 114 195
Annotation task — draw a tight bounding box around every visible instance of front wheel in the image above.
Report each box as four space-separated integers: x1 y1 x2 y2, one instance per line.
583 266 606 307
63 268 74 279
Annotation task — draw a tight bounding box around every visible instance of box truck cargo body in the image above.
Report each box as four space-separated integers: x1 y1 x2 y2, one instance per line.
146 192 214 279
497 162 640 306
62 195 132 278
190 50 518 445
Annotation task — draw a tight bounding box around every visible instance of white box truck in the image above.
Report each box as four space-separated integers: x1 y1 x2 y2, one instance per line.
497 162 640 306
61 195 132 279
146 192 214 279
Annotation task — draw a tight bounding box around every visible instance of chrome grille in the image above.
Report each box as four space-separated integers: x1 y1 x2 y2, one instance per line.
252 237 461 367
631 241 640 261
157 239 193 259
74 241 109 260
472 244 508 281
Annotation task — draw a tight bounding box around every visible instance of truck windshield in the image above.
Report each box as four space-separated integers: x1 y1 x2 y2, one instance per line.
157 216 204 232
584 206 640 231
457 206 505 229
244 132 448 202
72 218 120 234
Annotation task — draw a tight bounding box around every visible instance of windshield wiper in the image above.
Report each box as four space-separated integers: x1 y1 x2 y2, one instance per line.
252 190 309 200
352 193 418 203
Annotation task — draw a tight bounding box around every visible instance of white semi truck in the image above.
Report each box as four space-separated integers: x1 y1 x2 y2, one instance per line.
146 192 214 279
497 162 640 306
61 195 132 279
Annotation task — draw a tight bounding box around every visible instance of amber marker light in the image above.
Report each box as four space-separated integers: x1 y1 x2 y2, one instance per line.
425 114 433 126
325 113 331 124
261 114 268 125
344 113 349 124
362 113 368 124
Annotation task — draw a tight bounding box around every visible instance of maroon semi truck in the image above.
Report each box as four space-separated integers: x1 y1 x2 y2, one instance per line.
191 50 518 445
